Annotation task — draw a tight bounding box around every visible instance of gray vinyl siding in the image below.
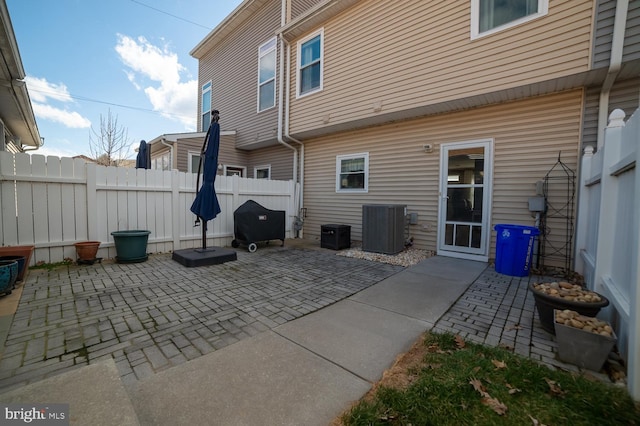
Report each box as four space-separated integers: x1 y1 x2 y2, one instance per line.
302 90 583 268
197 0 280 150
290 0 324 20
593 0 640 68
247 144 294 180
624 1 640 62
581 77 640 149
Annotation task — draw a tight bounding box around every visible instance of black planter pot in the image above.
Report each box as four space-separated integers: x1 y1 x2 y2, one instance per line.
528 282 609 334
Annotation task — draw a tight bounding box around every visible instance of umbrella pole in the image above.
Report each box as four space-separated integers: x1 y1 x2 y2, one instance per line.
201 217 207 250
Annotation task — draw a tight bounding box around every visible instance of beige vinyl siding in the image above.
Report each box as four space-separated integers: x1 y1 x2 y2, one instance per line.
302 90 582 267
290 0 323 20
288 0 593 136
198 0 280 149
176 135 247 173
247 144 294 180
624 1 640 62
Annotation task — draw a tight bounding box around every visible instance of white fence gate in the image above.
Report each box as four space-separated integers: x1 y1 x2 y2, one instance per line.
575 108 640 400
0 152 299 264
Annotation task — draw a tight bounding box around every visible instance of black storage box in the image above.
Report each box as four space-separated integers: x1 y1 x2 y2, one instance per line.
321 224 351 250
232 200 285 252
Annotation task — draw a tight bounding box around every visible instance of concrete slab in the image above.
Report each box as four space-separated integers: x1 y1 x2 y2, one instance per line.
0 359 139 426
349 256 487 323
275 300 430 382
130 330 370 426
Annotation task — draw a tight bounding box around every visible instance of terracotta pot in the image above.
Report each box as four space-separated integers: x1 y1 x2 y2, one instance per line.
74 241 101 261
0 245 34 282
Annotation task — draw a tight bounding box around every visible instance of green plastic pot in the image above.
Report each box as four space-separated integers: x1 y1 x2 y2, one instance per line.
111 230 151 263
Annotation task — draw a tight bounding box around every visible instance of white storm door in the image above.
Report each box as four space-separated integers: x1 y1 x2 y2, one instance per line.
438 140 493 261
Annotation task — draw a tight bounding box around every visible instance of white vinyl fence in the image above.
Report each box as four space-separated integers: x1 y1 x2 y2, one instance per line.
575 108 640 400
0 152 299 264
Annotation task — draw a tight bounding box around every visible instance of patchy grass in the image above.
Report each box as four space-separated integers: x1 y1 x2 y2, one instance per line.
31 258 73 271
339 332 640 426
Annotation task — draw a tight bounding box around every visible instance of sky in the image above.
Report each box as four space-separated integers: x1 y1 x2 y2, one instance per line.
7 0 244 159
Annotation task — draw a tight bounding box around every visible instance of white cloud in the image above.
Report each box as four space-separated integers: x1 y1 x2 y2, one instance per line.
24 76 73 103
115 34 196 130
24 76 92 129
32 103 91 129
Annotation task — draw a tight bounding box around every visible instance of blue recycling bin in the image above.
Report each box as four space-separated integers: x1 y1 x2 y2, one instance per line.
494 224 540 277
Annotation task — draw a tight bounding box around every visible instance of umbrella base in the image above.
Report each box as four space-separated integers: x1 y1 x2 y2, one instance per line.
172 247 237 267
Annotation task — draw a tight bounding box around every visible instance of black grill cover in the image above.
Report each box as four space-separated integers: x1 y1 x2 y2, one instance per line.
233 200 285 244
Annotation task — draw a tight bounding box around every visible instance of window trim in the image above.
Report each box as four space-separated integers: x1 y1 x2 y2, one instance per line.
257 38 277 113
254 164 271 179
336 152 369 193
201 81 212 131
470 0 548 40
188 151 201 174
224 165 246 177
296 28 324 99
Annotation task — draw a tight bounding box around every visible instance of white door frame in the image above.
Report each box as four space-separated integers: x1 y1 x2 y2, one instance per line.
437 139 494 262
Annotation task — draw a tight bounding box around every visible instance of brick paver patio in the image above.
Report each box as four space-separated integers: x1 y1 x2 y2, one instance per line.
0 246 402 392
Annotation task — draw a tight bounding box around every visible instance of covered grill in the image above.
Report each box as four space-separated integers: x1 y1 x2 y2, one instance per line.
231 200 285 252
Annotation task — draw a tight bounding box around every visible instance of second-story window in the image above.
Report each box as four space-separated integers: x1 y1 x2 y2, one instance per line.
201 81 212 131
258 38 277 112
471 0 548 39
297 29 323 98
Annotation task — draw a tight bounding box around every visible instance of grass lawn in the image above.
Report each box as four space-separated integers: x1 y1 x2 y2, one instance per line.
339 332 640 425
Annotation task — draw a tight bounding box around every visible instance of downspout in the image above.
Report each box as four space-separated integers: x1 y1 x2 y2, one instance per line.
160 137 174 170
277 0 302 235
596 0 628 150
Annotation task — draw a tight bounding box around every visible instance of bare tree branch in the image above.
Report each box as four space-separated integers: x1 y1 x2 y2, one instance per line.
89 109 131 166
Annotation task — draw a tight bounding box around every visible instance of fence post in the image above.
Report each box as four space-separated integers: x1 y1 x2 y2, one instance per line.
574 145 594 275
171 169 181 251
592 110 625 295
628 111 640 401
86 163 98 241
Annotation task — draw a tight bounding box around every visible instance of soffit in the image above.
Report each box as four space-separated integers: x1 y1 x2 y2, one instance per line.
190 0 271 59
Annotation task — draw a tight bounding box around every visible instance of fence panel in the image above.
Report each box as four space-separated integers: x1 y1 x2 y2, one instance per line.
575 108 640 400
0 153 297 264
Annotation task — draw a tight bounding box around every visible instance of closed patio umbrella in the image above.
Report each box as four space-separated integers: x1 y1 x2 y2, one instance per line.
190 111 221 249
135 140 150 169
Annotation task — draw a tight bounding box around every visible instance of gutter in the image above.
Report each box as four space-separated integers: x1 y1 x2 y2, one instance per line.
597 0 628 150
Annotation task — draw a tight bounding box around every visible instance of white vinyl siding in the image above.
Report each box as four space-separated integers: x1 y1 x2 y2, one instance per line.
258 38 277 112
297 29 323 98
471 0 549 39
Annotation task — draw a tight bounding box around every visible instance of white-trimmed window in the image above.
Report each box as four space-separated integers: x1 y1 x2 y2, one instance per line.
336 153 368 193
188 151 201 174
254 165 271 179
225 166 245 177
297 29 323 98
258 38 277 112
201 81 212 131
471 0 548 39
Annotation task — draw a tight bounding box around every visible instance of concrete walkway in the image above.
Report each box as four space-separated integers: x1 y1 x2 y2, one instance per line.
0 243 576 425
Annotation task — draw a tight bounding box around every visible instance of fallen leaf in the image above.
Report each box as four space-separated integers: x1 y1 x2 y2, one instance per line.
455 334 466 349
469 378 487 396
506 383 521 394
472 366 481 374
506 323 523 332
481 396 508 415
492 359 507 369
544 378 566 397
498 343 514 352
